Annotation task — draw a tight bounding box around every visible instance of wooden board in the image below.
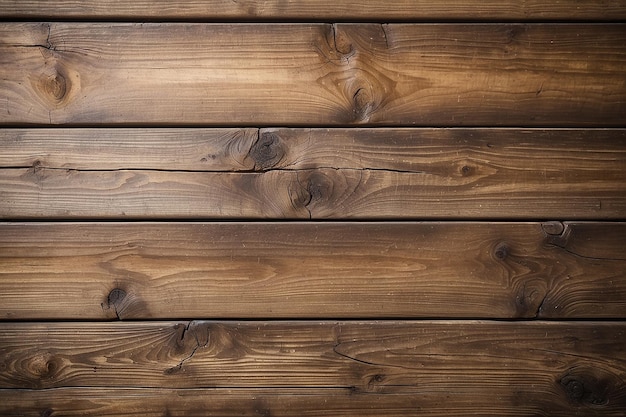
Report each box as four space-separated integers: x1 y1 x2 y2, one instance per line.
1 0 625 21
2 386 626 417
1 23 625 126
2 128 625 219
1 222 624 320
0 321 624 416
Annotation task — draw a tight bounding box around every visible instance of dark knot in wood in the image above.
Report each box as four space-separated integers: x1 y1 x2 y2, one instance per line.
560 373 609 406
494 243 509 260
107 288 127 306
563 377 585 401
40 409 54 417
249 132 285 170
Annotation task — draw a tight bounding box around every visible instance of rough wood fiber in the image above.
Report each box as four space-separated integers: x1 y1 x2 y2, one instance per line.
2 387 624 417
1 222 624 320
2 127 625 172
0 1 624 415
1 23 625 126
0 321 624 417
1 128 625 219
1 0 625 21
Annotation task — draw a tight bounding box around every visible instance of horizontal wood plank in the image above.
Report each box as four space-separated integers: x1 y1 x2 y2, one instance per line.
0 321 624 417
1 23 625 126
2 127 625 172
1 0 625 21
1 222 624 319
1 128 625 219
0 128 258 171
2 386 626 417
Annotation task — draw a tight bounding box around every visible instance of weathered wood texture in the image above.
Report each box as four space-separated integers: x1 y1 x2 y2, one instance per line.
0 321 624 416
1 128 625 219
2 387 625 417
0 1 624 415
2 0 625 21
1 24 625 126
1 222 624 320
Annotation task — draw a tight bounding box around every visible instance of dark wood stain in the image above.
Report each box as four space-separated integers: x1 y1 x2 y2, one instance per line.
0 2 624 416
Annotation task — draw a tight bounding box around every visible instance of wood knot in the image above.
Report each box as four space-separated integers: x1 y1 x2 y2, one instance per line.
460 165 473 176
302 171 333 206
40 409 54 417
541 221 565 236
352 87 375 121
249 132 285 170
290 171 327 218
45 72 67 102
494 243 509 260
101 287 146 320
107 288 127 305
563 377 585 401
33 63 79 110
29 354 61 380
560 373 610 406
327 24 354 60
365 372 387 392
543 222 571 248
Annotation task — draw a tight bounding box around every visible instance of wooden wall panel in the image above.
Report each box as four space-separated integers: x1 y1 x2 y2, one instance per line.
0 321 624 414
1 0 625 21
0 2 624 415
1 24 624 126
1 222 624 320
4 386 626 417
2 128 625 219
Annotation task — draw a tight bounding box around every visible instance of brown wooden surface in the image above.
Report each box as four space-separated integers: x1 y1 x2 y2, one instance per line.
1 222 624 320
1 0 625 21
0 2 624 415
1 23 625 126
2 386 626 417
0 321 624 416
3 127 625 172
2 128 625 219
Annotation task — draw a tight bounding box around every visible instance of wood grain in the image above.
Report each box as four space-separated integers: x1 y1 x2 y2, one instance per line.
0 128 258 171
0 222 624 319
0 321 624 417
2 128 625 219
1 0 625 21
2 386 626 417
1 23 624 126
3 127 625 172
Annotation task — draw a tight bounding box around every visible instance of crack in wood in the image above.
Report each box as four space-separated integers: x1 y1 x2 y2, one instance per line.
166 322 210 375
1 165 426 175
544 222 626 262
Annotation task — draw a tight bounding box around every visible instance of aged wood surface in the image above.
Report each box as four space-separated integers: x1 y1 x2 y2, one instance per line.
2 127 625 172
1 222 624 320
1 128 625 219
0 321 624 416
2 386 625 417
1 0 625 21
1 23 625 126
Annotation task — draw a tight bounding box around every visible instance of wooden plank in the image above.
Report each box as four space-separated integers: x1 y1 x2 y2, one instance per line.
0 321 624 417
2 128 625 219
0 168 623 220
1 23 624 126
2 127 625 172
3 386 625 417
0 222 624 319
1 0 625 21
0 128 258 171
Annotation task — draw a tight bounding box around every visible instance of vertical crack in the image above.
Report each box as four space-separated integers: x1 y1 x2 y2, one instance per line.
165 321 209 374
381 24 390 49
295 171 313 219
535 292 548 318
